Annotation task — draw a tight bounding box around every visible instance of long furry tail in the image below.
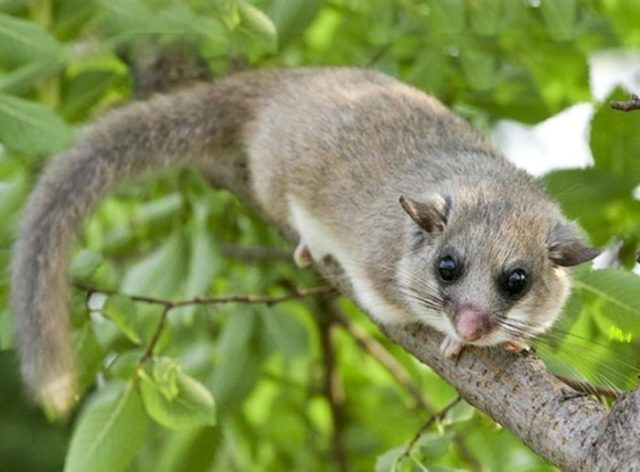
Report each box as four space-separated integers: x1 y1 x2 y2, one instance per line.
11 75 263 414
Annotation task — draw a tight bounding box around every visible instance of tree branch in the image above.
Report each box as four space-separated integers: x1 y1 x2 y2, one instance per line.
554 375 619 401
317 303 349 472
221 244 291 261
200 155 640 471
610 94 640 112
398 396 463 465
75 282 334 309
138 305 170 365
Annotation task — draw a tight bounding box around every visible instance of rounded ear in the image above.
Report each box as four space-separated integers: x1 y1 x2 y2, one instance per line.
399 194 451 233
547 221 600 267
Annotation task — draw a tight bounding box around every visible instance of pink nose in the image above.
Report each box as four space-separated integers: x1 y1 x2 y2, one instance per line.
453 304 491 342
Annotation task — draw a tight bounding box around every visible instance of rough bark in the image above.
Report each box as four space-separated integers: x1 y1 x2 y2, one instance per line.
207 156 640 472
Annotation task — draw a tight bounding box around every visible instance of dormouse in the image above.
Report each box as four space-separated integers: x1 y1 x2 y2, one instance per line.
11 67 598 413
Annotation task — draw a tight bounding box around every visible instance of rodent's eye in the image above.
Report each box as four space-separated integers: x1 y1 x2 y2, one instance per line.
504 268 528 296
437 256 460 282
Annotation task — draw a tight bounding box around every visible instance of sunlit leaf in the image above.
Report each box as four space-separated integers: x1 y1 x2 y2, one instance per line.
104 295 141 344
574 268 640 337
73 323 104 394
540 0 577 41
70 249 103 281
0 13 63 66
269 0 324 46
139 357 216 430
64 381 148 472
237 0 277 53
0 93 74 154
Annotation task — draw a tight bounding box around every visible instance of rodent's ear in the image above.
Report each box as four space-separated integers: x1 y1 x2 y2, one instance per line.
547 221 600 267
399 194 451 233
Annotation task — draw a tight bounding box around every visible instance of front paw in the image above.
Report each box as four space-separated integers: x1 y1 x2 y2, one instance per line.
503 340 530 353
440 336 465 358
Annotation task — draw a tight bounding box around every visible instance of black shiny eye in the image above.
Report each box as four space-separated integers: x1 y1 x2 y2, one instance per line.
437 256 459 282
504 268 528 296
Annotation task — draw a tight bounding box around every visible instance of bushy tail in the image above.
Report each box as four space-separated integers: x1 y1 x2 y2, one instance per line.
11 76 262 414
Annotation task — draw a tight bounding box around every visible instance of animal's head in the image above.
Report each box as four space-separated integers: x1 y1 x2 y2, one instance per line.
397 184 599 349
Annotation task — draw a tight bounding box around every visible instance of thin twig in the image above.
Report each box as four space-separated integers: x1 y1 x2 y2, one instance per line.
75 282 334 309
221 244 291 261
610 94 640 112
332 309 481 471
318 304 349 472
138 305 170 365
555 374 620 400
365 43 392 67
332 309 435 413
398 396 463 465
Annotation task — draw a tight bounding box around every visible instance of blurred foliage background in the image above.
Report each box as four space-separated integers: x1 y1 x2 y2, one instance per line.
1 0 640 471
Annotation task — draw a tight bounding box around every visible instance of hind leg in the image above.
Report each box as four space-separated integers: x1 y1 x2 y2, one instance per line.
294 242 312 268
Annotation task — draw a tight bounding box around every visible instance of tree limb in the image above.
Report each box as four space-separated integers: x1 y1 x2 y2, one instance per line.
610 94 640 112
202 156 640 472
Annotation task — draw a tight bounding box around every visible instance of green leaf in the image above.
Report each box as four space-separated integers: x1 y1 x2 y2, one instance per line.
414 431 455 460
574 268 640 337
518 44 589 110
95 0 156 38
122 231 188 298
237 0 278 53
0 59 61 94
459 46 496 91
0 13 63 66
151 426 219 472
72 323 104 394
407 49 449 94
134 193 183 227
104 294 141 344
0 93 74 154
590 87 640 176
0 170 28 221
427 0 464 34
543 168 638 245
468 0 502 36
64 381 148 472
70 249 103 281
261 306 308 358
375 446 404 472
0 308 14 350
599 0 640 47
211 308 264 414
109 350 145 379
269 0 324 46
139 357 216 430
60 70 121 122
216 0 241 29
540 0 577 41
184 203 220 299
53 0 97 39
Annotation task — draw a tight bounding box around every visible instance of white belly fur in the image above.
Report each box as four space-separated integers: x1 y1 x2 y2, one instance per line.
288 197 408 324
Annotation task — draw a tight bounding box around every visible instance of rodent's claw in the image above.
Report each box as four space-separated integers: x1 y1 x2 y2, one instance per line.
294 243 312 268
440 336 465 358
503 340 530 353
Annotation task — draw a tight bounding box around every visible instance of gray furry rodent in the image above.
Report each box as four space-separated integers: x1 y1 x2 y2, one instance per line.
11 67 598 414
